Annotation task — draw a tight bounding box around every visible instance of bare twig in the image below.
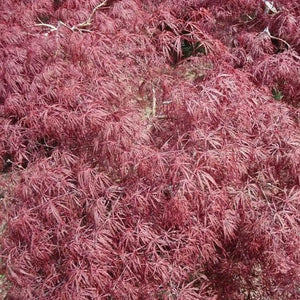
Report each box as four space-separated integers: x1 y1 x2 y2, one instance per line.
35 0 109 34
262 0 278 14
35 20 74 34
263 27 291 49
157 115 167 119
35 22 57 31
72 0 109 30
34 18 61 33
271 36 291 49
87 0 109 24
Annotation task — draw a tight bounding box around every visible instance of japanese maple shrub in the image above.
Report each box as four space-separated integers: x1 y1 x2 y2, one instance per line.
0 0 299 299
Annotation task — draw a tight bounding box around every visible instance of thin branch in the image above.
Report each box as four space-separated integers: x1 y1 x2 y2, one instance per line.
262 0 278 14
35 19 58 31
263 27 291 49
157 115 167 119
35 0 109 34
73 0 109 30
87 0 109 24
35 23 57 30
270 35 291 49
6 159 24 170
35 20 74 34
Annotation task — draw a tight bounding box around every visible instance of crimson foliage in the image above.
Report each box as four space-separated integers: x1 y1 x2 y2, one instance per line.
0 0 299 299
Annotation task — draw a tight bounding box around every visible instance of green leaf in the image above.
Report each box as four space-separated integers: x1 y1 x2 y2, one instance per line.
271 87 284 101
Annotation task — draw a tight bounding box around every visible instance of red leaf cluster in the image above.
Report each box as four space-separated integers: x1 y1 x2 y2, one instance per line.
0 0 299 299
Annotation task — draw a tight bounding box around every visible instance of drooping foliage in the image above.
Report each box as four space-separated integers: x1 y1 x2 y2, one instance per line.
0 0 299 299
